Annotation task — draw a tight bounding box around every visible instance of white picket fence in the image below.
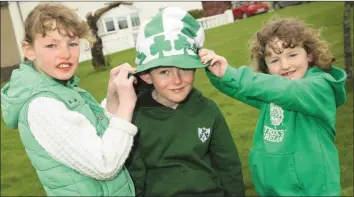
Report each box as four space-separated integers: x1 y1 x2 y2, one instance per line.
197 9 234 30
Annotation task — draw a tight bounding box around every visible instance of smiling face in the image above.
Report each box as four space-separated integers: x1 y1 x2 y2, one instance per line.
139 67 195 109
264 38 313 80
23 20 80 80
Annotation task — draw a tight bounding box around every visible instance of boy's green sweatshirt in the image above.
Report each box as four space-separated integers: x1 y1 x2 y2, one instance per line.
206 65 346 196
126 88 245 196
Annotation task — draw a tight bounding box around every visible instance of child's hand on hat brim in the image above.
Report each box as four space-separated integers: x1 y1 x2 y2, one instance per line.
199 48 228 78
106 63 137 114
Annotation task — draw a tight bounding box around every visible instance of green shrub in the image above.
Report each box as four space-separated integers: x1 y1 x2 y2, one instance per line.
188 9 204 19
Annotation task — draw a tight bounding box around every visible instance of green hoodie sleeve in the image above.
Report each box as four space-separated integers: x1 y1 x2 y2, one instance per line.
205 68 263 109
125 138 146 197
209 101 245 196
206 65 338 119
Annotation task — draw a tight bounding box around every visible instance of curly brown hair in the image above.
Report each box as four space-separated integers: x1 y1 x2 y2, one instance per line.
24 2 95 45
249 17 334 74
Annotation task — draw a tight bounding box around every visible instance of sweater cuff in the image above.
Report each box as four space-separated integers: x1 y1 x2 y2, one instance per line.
205 65 235 82
101 98 115 119
109 116 138 136
221 65 236 82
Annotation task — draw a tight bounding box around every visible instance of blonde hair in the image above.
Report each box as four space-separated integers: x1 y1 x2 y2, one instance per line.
24 2 95 45
249 17 334 74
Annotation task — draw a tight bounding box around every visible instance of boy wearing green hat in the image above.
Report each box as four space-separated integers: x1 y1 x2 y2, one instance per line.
113 7 245 196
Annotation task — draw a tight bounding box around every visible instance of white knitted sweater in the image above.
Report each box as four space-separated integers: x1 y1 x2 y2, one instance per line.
27 97 137 180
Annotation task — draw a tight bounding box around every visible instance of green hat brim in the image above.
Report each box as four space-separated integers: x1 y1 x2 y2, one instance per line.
134 54 209 74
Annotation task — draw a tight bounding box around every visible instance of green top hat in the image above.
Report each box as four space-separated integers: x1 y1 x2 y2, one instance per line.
134 7 208 74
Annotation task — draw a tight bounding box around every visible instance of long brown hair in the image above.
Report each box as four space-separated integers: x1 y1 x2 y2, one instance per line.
24 2 95 45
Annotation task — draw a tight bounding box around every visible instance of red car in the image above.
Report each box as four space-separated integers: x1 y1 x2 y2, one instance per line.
232 1 269 20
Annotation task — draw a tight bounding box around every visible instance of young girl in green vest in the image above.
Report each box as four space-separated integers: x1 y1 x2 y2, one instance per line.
1 3 137 196
103 7 246 197
199 18 347 196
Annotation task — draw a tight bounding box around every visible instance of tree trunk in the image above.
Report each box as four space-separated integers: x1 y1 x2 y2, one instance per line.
85 2 132 71
343 2 353 80
86 13 107 70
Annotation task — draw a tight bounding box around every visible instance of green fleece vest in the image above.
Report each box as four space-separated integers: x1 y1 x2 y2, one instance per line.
12 71 135 196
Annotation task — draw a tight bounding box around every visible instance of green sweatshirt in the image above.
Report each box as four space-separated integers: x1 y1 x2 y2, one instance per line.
206 65 347 196
126 88 245 196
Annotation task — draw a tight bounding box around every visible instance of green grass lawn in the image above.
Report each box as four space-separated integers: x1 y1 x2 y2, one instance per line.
1 2 353 196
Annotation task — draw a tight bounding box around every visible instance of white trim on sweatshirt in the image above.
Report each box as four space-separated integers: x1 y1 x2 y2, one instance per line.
27 97 137 180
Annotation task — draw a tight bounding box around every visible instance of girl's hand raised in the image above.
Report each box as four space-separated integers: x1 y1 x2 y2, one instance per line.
199 48 228 78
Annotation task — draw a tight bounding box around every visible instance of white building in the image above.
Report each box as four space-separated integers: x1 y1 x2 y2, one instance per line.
5 1 203 63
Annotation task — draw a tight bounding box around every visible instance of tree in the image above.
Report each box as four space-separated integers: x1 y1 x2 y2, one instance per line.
188 9 204 19
86 2 132 70
343 1 353 80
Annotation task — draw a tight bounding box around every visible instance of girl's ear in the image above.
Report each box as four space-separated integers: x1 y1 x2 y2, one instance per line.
22 40 36 61
139 72 153 84
307 53 313 62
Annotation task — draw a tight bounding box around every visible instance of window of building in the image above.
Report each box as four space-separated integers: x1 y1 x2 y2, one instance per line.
131 14 140 27
104 19 115 32
117 16 128 30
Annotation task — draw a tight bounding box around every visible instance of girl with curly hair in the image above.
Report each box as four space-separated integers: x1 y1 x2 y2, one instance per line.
199 18 347 196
